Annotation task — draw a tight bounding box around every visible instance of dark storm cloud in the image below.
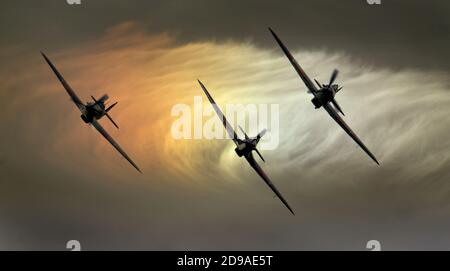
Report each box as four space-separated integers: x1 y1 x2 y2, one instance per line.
1 0 449 71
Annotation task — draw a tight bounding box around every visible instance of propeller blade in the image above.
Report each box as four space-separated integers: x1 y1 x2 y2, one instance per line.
254 148 265 163
238 126 249 140
106 102 118 112
329 69 339 86
91 95 98 104
331 99 345 116
106 113 119 129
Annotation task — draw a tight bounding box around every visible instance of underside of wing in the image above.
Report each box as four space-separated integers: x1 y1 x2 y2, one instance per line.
269 28 318 95
198 80 239 145
245 152 295 215
41 52 85 112
323 103 379 165
91 120 142 173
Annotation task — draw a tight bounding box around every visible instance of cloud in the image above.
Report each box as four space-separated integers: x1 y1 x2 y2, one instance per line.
1 21 450 250
1 0 449 72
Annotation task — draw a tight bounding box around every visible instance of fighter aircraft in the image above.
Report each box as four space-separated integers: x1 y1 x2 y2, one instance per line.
197 80 294 215
268 28 380 165
41 52 142 173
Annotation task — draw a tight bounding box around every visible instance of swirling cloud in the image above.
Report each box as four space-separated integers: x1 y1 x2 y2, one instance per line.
1 22 450 249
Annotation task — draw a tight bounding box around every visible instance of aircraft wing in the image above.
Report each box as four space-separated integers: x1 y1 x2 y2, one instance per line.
323 102 379 165
91 120 142 173
269 28 318 95
198 80 240 145
245 152 295 215
41 52 85 112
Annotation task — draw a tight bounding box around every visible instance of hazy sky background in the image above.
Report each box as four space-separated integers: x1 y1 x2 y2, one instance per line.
0 0 449 250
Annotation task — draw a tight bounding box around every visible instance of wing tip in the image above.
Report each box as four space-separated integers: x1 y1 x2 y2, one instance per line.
268 27 282 43
198 79 211 98
197 79 206 90
367 152 380 166
125 157 143 174
367 150 380 166
284 201 295 216
268 28 277 39
41 51 49 61
364 149 380 166
132 163 143 174
287 206 295 216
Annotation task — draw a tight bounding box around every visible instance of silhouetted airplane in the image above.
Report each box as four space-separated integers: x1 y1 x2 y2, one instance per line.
198 80 294 215
269 28 379 165
41 52 142 173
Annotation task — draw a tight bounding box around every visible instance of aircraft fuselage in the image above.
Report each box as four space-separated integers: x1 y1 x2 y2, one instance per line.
81 102 106 123
235 138 259 157
311 87 336 109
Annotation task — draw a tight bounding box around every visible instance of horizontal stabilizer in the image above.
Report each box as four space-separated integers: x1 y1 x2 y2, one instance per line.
255 148 265 163
106 113 119 129
106 102 118 112
332 99 345 116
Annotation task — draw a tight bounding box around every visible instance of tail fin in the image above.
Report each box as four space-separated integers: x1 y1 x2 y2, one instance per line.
91 95 109 105
257 128 267 139
314 79 323 89
98 94 109 103
238 126 249 140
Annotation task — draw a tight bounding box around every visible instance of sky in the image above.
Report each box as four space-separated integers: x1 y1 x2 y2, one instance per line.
0 0 450 250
